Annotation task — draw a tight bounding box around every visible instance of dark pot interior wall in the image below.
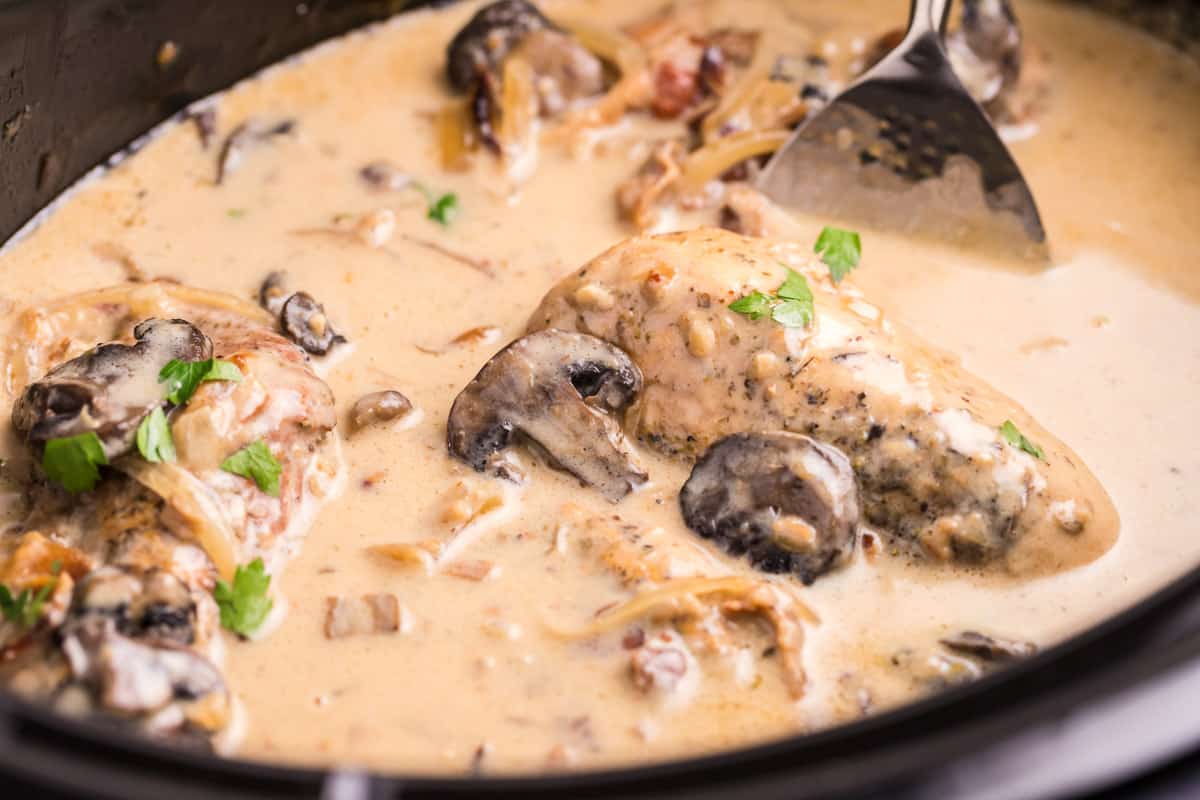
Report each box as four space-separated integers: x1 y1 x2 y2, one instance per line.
0 0 438 242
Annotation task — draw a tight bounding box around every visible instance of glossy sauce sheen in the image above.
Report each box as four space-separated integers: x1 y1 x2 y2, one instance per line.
1 0 1198 775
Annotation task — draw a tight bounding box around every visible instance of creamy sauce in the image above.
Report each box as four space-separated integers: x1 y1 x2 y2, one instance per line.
1 0 1198 776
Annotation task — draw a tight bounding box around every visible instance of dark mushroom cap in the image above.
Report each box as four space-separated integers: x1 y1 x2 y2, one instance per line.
680 432 860 584
446 329 646 501
258 270 290 316
281 291 343 356
70 566 197 647
352 390 413 431
12 318 211 460
445 0 556 92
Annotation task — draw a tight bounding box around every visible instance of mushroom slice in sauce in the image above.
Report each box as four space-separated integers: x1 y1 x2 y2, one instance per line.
445 0 557 93
351 390 414 431
446 329 647 501
281 291 345 356
258 271 291 316
940 630 1037 663
11 318 211 460
215 118 296 184
680 432 860 584
947 0 1023 116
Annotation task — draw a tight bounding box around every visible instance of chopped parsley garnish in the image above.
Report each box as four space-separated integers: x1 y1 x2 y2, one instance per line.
814 226 862 283
42 432 108 494
0 579 56 629
227 208 247 219
159 358 242 405
214 558 273 636
427 193 460 226
136 406 176 464
1000 420 1045 460
728 267 815 329
727 291 773 319
220 440 282 496
412 182 460 226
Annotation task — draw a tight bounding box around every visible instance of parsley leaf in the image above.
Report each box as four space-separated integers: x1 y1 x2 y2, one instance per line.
728 268 815 329
771 299 813 328
427 192 460 226
999 420 1045 460
220 440 282 496
0 580 56 629
728 291 774 320
412 181 460 226
213 558 273 636
159 358 242 405
136 406 176 464
814 226 862 283
43 432 108 493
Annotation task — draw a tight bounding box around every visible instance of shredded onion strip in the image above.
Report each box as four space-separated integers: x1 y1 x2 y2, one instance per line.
678 129 791 193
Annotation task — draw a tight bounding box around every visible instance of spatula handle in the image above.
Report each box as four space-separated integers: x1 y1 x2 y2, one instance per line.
907 0 952 37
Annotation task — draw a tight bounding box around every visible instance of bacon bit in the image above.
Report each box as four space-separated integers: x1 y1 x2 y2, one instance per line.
415 325 501 355
444 559 496 581
324 593 401 639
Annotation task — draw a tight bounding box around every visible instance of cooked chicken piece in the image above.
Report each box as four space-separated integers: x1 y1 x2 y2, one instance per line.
528 229 1118 576
0 280 341 747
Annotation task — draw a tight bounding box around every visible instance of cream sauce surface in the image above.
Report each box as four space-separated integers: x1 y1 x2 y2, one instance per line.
2 0 1199 776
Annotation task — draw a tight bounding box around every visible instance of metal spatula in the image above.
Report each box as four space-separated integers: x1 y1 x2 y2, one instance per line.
758 0 1046 258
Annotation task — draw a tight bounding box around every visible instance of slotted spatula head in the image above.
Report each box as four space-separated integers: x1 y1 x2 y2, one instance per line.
758 0 1046 258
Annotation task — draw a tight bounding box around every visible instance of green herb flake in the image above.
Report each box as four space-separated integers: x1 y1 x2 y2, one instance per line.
227 208 247 219
412 181 460 227
0 580 56 629
203 359 244 384
999 420 1045 460
213 558 273 636
814 226 862 283
427 192 460 226
728 291 774 320
136 406 177 464
42 432 108 494
727 268 815 329
220 440 282 496
159 358 242 405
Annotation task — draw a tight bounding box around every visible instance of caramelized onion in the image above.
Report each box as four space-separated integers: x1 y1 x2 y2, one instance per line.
678 128 790 193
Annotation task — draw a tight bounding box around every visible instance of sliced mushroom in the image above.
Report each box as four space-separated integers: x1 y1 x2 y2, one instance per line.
446 329 646 501
12 318 212 460
511 29 605 116
69 566 197 647
940 630 1037 663
258 270 290 315
215 117 295 184
60 616 225 718
948 0 1022 111
352 390 413 431
445 0 556 93
679 432 860 584
281 291 344 356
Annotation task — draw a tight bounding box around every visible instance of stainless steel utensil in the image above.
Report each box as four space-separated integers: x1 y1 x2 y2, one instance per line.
758 0 1046 258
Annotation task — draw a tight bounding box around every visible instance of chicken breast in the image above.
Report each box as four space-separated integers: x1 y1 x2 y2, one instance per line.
528 228 1118 576
0 281 341 747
